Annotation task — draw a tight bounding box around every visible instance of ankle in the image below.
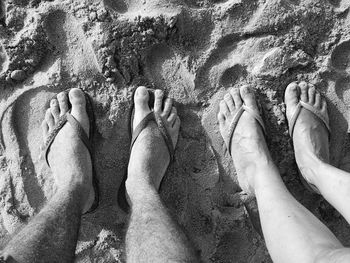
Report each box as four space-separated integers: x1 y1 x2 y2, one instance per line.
53 185 87 213
57 174 91 197
125 174 158 202
295 149 327 184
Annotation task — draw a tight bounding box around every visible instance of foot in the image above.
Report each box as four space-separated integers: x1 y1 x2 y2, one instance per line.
285 81 329 187
41 88 95 213
218 85 272 194
126 86 180 201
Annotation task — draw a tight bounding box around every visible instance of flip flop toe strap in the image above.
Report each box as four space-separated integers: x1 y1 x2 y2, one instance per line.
44 112 92 167
288 100 330 195
154 112 175 162
130 112 175 161
226 105 266 156
130 112 155 149
289 101 330 137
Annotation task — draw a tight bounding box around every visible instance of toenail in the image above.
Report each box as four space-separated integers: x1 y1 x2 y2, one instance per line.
299 81 307 87
58 93 65 99
242 87 250 93
51 99 57 105
155 90 163 96
137 86 148 96
70 88 83 97
224 94 231 99
290 84 297 90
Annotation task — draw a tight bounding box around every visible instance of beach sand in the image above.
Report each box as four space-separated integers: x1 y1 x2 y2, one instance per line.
1 0 350 262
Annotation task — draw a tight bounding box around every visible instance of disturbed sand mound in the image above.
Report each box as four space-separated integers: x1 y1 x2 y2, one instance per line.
1 0 350 262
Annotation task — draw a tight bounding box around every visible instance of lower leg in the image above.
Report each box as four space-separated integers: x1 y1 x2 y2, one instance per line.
297 153 350 224
284 81 350 224
2 89 95 262
254 159 346 263
126 176 197 262
125 87 197 262
2 186 84 262
218 85 350 263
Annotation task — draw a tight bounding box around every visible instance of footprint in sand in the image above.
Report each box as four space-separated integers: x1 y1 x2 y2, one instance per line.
331 40 350 106
0 0 5 26
331 39 350 74
0 88 58 230
144 43 196 104
0 44 8 76
103 0 128 13
43 9 101 78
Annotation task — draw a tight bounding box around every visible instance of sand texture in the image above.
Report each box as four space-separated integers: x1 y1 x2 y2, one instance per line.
1 0 350 262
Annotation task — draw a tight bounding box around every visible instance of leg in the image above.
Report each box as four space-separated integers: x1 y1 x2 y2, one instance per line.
286 81 350 224
2 89 95 262
217 85 350 263
125 87 198 262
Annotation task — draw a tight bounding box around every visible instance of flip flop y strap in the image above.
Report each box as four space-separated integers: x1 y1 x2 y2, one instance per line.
288 101 330 137
43 112 93 167
288 100 330 195
225 105 266 156
130 111 175 162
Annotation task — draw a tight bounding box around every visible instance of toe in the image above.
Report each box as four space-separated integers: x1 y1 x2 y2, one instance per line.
240 85 258 111
69 88 89 136
217 112 225 124
45 109 55 131
299 81 308 102
134 86 150 112
50 99 60 121
224 93 235 112
314 92 321 108
167 107 177 125
41 120 48 139
133 86 151 130
219 100 230 118
162 97 173 118
285 82 299 107
154 89 164 113
173 116 181 129
230 88 242 108
321 99 327 112
308 84 316 105
57 91 69 115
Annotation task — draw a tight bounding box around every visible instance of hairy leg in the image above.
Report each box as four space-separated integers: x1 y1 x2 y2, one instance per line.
1 89 94 262
125 87 198 263
3 188 84 262
217 85 350 263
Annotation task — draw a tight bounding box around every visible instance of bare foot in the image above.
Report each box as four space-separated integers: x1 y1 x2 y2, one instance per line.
218 85 272 194
42 88 95 213
126 86 180 202
285 81 329 188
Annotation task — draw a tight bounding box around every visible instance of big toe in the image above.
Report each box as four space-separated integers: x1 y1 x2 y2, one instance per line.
285 82 300 120
240 85 258 111
69 88 90 136
133 86 151 129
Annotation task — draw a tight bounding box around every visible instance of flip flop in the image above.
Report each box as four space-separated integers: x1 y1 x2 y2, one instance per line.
287 95 330 194
42 89 99 214
118 88 175 213
223 104 266 156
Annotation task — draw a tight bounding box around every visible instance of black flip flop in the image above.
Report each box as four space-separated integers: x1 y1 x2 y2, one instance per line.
118 88 174 213
42 89 99 214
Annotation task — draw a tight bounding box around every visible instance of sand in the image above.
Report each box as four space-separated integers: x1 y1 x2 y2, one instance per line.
1 0 350 262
